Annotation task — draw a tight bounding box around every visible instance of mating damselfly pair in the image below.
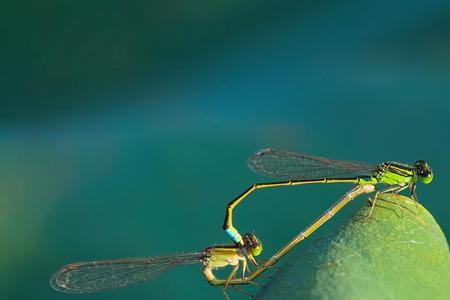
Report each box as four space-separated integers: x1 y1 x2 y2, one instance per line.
50 149 433 299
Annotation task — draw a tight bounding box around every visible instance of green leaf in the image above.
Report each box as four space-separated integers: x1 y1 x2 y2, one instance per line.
255 194 450 300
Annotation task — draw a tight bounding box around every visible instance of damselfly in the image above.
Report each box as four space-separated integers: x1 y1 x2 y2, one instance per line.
223 149 433 256
50 233 262 300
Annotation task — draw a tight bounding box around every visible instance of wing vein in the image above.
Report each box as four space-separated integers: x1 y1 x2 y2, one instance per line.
248 149 376 180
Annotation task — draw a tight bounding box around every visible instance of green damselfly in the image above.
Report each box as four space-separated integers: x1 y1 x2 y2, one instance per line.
223 149 433 263
50 233 262 300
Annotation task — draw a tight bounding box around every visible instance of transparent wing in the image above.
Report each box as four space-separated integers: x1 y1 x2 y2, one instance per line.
248 149 377 180
50 252 204 293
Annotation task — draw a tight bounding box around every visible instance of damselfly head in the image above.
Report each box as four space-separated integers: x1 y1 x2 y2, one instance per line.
414 160 433 184
242 233 263 257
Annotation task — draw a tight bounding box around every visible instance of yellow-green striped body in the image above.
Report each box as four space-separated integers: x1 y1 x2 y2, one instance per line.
205 246 244 269
201 246 246 286
375 162 415 186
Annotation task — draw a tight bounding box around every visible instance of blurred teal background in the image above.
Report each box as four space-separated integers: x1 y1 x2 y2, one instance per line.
2 1 450 299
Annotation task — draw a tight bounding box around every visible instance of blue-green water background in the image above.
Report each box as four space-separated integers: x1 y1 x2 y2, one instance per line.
2 1 450 299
